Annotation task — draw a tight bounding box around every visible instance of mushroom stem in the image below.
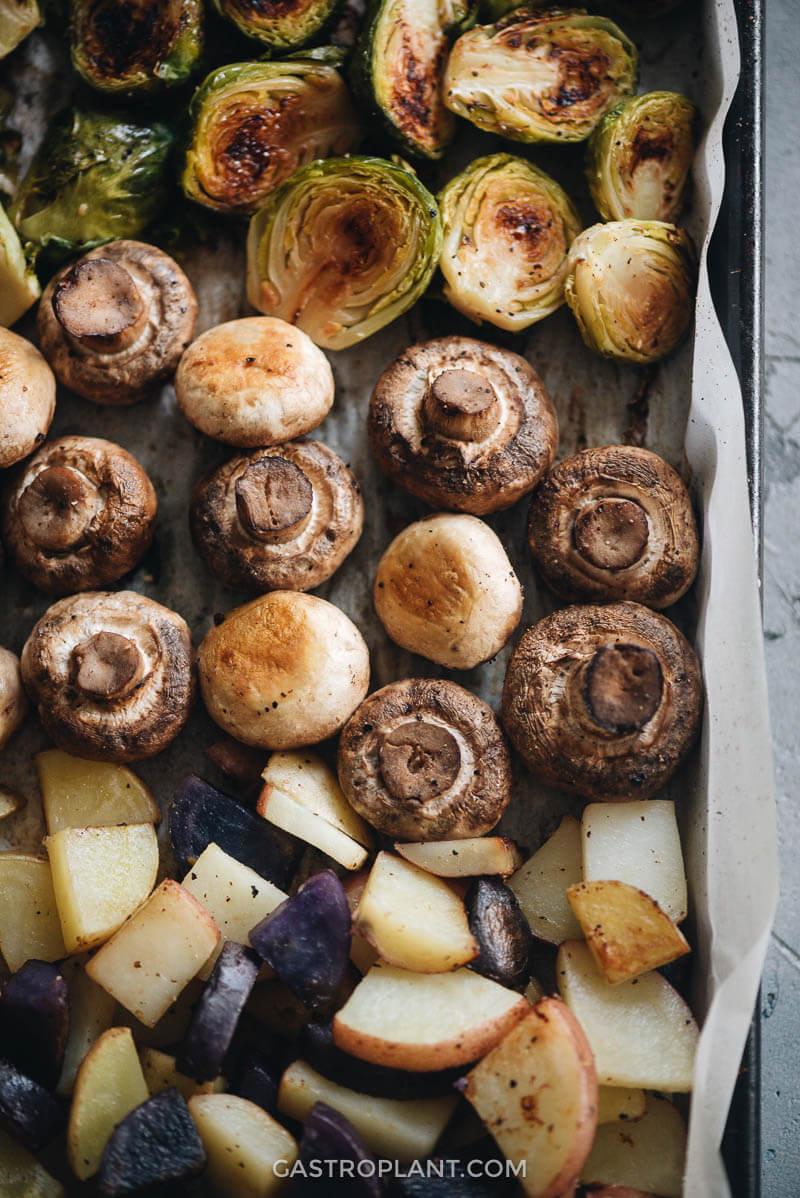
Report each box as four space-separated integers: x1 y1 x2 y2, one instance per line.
72 631 147 701
422 369 500 442
573 497 649 571
234 457 314 544
52 259 148 352
580 643 663 734
378 721 461 802
17 466 101 552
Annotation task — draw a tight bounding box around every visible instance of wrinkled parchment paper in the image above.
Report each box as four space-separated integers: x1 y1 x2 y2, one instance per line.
1 2 777 1194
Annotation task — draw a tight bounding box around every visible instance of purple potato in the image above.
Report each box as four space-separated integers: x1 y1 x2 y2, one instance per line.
231 1047 281 1116
300 1022 466 1100
249 871 350 1009
170 774 299 885
294 1101 382 1197
0 959 69 1089
97 1088 206 1196
466 877 532 990
0 1058 64 1149
177 941 260 1083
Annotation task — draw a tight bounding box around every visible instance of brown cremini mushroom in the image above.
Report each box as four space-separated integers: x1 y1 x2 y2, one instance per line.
0 647 27 751
528 446 700 608
2 436 157 594
37 241 198 406
175 317 334 447
374 513 522 669
337 678 513 841
197 591 370 749
501 601 702 801
368 336 558 514
21 591 195 763
190 439 363 592
0 328 56 469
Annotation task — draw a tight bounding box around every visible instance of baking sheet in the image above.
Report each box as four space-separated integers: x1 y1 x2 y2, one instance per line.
0 2 777 1194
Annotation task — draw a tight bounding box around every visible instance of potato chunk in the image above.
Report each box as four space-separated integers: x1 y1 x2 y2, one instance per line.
0 1125 65 1196
189 1093 298 1197
0 853 66 972
139 1047 225 1101
36 750 159 834
566 880 689 984
67 1026 149 1180
581 1095 686 1198
258 785 368 871
582 801 687 923
261 751 372 844
394 837 523 878
57 956 118 1096
507 816 583 944
596 1086 646 1125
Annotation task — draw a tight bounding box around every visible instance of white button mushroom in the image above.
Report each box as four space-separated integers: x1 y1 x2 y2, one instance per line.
0 328 56 469
0 647 27 751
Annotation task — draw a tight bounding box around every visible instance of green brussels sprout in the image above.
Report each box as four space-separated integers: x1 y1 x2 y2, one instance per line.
182 60 361 217
0 0 41 59
586 91 696 223
438 153 581 332
444 7 638 144
69 0 203 97
9 108 175 258
564 220 696 364
246 155 442 350
210 0 341 54
0 202 39 326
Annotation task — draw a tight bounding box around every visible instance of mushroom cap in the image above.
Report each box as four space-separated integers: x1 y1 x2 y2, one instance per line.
0 646 27 752
0 328 56 469
368 336 558 514
175 317 334 447
2 436 157 595
197 591 370 749
374 513 522 669
501 601 702 801
37 241 198 406
190 439 364 593
21 591 195 763
337 677 513 841
528 445 700 608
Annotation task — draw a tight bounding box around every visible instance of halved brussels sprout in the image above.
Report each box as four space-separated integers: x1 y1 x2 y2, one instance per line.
438 153 581 331
9 108 174 259
211 0 341 54
0 202 39 326
182 60 361 217
0 0 41 59
444 7 638 144
246 155 441 350
69 0 203 97
564 220 696 364
586 91 696 223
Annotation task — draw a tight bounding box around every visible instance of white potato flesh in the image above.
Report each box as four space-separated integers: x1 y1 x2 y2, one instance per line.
0 1125 65 1197
0 852 66 971
596 1086 646 1125
46 824 159 954
278 1060 457 1162
394 837 523 878
261 751 372 845
139 1047 225 1101
581 1095 686 1197
557 941 698 1091
86 880 220 1027
182 843 287 978
36 749 160 834
190 1094 298 1198
0 788 23 821
355 851 477 972
67 1026 149 1180
507 815 583 944
257 785 368 871
582 801 687 923
57 956 118 1096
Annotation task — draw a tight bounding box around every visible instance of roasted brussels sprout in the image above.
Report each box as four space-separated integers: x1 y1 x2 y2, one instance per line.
586 91 696 223
0 202 39 326
9 108 174 259
563 220 696 364
246 155 441 350
182 60 361 217
210 0 341 54
438 153 581 331
444 8 638 144
0 0 41 59
70 0 204 97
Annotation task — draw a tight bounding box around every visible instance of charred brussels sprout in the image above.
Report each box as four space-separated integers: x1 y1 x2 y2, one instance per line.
0 202 39 326
9 108 174 259
439 153 581 331
586 91 696 223
247 155 441 350
444 7 638 144
182 60 361 217
70 0 203 97
211 0 341 54
564 220 697 363
0 0 41 59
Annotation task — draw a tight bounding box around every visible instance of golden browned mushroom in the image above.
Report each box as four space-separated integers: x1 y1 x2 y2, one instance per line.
175 317 334 447
197 591 370 749
0 328 56 469
337 678 513 841
37 241 198 406
501 602 702 801
528 446 700 608
0 647 27 751
368 336 558 514
190 439 363 592
21 591 195 763
374 513 522 669
2 436 157 594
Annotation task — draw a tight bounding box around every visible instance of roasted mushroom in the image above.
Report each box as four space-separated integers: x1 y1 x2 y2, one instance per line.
190 440 363 593
368 336 558 515
21 592 195 763
337 678 513 841
527 446 699 609
2 436 157 595
0 328 55 469
175 318 334 447
374 513 522 669
0 647 27 751
501 602 702 801
37 240 198 406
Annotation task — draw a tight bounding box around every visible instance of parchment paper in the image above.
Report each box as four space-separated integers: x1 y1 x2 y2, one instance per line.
0 3 777 1194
